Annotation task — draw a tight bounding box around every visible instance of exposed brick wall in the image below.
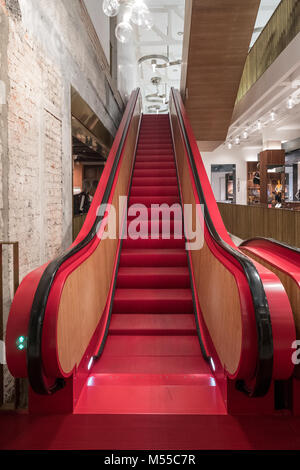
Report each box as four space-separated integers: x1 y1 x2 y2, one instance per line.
0 0 122 405
7 18 64 277
43 109 63 260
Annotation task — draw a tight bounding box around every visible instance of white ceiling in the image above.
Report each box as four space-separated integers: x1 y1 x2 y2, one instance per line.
225 31 300 153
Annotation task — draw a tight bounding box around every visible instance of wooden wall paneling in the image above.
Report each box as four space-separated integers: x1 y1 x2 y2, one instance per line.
170 101 243 376
218 203 300 248
56 109 140 375
182 0 260 149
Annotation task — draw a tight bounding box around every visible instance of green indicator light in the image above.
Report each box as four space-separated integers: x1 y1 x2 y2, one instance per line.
16 336 27 350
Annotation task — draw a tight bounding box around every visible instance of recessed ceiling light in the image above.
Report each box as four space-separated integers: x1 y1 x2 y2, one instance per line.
177 31 184 36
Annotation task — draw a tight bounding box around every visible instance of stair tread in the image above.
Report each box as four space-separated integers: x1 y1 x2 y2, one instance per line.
113 288 193 314
118 266 189 276
131 177 178 186
114 288 193 301
120 248 188 267
110 313 196 333
90 355 210 375
116 266 190 288
130 186 179 196
75 374 226 415
102 335 202 356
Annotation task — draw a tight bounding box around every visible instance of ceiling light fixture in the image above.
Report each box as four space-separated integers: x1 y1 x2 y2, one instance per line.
257 120 262 130
235 136 240 145
105 0 154 42
227 141 232 150
270 110 276 121
287 96 294 109
242 130 248 139
131 0 152 28
115 20 133 43
102 0 120 17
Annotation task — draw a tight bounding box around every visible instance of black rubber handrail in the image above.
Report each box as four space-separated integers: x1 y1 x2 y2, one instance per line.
240 236 300 254
27 89 140 395
171 88 273 397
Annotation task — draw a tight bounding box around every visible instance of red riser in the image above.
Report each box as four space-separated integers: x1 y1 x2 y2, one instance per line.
135 154 174 162
92 354 210 375
102 335 202 357
116 266 190 289
131 176 178 186
133 168 177 178
129 196 180 207
126 219 183 236
109 313 196 335
122 237 185 250
136 149 174 156
138 143 173 149
130 185 179 197
112 288 193 314
127 207 182 221
134 161 175 170
119 249 188 267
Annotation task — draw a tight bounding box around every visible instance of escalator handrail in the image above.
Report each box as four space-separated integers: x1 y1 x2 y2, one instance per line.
27 88 140 395
240 236 300 254
171 87 273 397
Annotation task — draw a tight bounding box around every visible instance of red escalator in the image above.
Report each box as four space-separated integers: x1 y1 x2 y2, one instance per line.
4 88 299 448
239 237 300 345
75 114 225 414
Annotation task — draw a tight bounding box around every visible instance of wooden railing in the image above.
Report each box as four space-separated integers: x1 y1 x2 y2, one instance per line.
218 202 300 247
237 0 300 102
0 242 19 407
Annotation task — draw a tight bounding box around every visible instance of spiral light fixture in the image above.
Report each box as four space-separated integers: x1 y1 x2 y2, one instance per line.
102 0 154 43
